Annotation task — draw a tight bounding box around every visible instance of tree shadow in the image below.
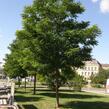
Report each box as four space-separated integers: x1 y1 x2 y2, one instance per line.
61 101 109 109
15 90 30 94
22 104 38 109
33 89 52 92
18 104 38 109
38 92 104 99
15 95 43 102
59 89 74 92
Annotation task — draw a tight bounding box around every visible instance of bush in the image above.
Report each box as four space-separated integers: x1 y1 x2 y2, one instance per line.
91 84 103 88
15 81 21 86
67 74 86 92
91 69 109 85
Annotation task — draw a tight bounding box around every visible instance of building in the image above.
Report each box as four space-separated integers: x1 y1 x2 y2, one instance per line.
101 64 109 70
76 59 102 79
0 62 5 79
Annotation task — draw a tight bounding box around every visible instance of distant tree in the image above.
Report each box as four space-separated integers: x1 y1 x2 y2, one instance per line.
91 69 109 85
36 73 46 83
6 38 38 94
3 53 27 87
68 74 86 92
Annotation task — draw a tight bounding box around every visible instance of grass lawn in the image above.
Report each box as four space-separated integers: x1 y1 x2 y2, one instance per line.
15 87 109 109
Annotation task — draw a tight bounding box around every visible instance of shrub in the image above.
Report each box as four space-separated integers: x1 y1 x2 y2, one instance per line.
67 74 86 92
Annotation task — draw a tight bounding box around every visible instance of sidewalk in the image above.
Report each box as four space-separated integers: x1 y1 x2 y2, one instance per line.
82 87 109 95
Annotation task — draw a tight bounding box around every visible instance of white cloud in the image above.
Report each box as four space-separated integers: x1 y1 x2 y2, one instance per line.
91 0 109 13
92 0 99 3
100 0 109 13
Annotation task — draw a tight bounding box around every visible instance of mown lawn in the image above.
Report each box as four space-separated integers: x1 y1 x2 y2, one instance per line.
15 87 109 109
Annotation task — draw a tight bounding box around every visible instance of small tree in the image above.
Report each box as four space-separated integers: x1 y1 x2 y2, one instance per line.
37 73 46 84
9 38 39 94
67 74 86 91
3 53 27 88
91 69 109 85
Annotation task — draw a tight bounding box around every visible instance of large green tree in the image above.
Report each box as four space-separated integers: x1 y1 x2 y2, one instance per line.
6 0 101 108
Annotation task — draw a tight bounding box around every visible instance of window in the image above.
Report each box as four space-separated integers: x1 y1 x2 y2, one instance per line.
91 67 93 71
91 72 93 76
85 72 87 76
88 72 90 76
95 67 97 71
88 67 90 71
84 67 87 70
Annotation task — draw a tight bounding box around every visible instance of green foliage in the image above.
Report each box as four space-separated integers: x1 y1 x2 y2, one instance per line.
17 0 101 89
46 74 67 90
91 69 109 84
68 74 86 91
91 84 103 88
3 53 27 78
4 0 101 107
37 73 46 83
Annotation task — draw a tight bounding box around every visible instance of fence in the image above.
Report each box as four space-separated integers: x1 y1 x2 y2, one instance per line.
0 79 18 109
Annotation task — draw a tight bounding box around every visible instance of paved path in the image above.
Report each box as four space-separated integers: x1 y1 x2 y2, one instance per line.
82 87 109 95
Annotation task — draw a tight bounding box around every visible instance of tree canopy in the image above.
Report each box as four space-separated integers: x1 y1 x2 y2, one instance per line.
4 53 27 79
91 69 109 85
4 0 101 108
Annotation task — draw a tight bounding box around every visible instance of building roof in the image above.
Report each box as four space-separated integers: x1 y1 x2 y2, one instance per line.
84 59 101 66
102 64 109 67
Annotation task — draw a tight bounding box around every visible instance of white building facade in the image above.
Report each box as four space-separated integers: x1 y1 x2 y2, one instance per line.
76 59 101 79
0 62 5 79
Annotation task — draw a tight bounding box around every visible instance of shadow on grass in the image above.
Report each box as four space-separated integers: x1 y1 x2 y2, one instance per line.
61 101 109 109
18 104 38 109
15 95 43 102
38 92 104 99
15 90 30 94
22 104 38 109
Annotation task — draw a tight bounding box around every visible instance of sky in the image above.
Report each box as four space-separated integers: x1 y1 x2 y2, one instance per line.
0 0 109 64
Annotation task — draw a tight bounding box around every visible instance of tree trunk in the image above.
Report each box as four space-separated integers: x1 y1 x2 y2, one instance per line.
56 82 59 108
24 77 26 92
18 76 21 88
33 73 36 95
55 70 60 108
